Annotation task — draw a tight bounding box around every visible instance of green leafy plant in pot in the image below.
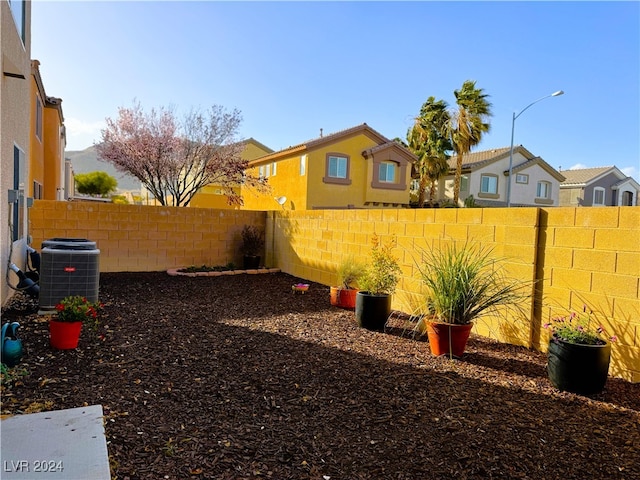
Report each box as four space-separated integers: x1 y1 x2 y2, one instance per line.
331 257 366 309
240 225 265 269
544 307 616 395
415 241 529 358
355 235 402 331
50 295 103 350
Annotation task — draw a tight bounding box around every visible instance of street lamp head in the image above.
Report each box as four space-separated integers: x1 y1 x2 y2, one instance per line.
552 90 564 97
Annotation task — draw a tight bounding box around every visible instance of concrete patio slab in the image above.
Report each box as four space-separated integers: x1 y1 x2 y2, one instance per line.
0 405 110 479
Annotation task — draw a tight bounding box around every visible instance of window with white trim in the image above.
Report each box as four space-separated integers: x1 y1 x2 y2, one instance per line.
300 155 306 176
593 187 605 205
516 174 529 184
271 162 277 176
480 174 498 194
461 175 469 192
536 181 551 199
378 162 396 183
265 164 271 178
258 166 265 179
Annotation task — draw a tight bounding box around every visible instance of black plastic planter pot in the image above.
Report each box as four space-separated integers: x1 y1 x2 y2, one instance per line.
243 255 261 269
547 336 611 395
355 292 391 331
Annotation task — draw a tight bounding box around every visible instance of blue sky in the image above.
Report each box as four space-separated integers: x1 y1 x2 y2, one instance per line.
32 1 639 180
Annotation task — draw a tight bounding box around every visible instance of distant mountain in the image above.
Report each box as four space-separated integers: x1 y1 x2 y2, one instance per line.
65 145 141 193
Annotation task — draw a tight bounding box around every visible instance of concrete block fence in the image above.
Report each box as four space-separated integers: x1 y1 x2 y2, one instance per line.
29 201 639 382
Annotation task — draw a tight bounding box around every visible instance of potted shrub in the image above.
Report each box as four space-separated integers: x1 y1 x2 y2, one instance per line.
330 257 366 309
50 295 102 350
415 242 529 358
355 235 402 331
240 225 265 269
544 308 616 395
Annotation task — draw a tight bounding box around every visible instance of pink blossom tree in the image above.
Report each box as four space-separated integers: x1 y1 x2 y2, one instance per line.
96 102 265 206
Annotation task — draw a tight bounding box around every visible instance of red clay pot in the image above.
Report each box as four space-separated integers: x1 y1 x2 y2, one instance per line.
330 287 359 309
49 320 82 350
425 322 473 358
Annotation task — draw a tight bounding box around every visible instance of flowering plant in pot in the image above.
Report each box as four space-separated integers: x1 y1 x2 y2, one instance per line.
50 295 103 350
544 307 616 395
355 235 402 330
330 257 366 309
415 241 529 358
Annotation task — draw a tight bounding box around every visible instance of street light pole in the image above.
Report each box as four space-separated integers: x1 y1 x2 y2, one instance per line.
506 90 564 207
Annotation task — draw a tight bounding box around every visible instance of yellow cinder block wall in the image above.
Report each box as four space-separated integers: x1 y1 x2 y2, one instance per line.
30 200 266 272
270 207 639 383
29 201 640 382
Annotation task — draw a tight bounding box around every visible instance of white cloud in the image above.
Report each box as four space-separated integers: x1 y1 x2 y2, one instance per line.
620 166 639 182
64 117 105 151
65 117 104 136
568 163 588 170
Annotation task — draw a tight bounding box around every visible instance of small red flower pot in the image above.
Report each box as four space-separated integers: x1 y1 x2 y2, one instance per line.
49 320 83 350
330 287 359 309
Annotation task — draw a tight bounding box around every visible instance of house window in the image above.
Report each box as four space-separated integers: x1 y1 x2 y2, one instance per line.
12 145 25 241
300 155 306 176
516 174 529 184
480 174 498 194
460 175 469 193
537 181 551 199
258 166 265 179
328 156 347 178
271 162 277 176
622 191 634 206
265 164 271 178
378 162 396 183
323 153 351 185
8 0 26 44
33 181 43 199
36 96 43 142
593 187 605 206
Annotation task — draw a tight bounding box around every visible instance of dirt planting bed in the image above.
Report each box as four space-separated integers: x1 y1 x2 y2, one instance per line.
1 272 639 479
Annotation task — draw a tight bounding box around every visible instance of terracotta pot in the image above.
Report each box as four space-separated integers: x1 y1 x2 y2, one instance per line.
330 287 359 309
49 320 82 350
547 336 611 395
425 321 473 358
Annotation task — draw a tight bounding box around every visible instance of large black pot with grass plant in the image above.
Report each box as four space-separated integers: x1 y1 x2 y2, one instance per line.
355 235 401 331
240 225 265 269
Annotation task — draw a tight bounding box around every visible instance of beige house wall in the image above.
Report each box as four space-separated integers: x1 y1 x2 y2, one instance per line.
1 0 32 305
29 201 640 382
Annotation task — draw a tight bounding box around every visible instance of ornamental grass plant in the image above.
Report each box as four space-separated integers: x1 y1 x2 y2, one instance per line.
336 257 366 290
415 241 530 325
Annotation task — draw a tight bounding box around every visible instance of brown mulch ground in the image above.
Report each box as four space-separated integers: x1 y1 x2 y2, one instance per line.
1 272 639 480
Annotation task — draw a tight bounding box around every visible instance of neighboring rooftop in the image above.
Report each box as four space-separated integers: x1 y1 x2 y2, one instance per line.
559 166 616 186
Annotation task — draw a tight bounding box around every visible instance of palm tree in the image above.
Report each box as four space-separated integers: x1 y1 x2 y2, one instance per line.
407 97 452 206
448 80 492 205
